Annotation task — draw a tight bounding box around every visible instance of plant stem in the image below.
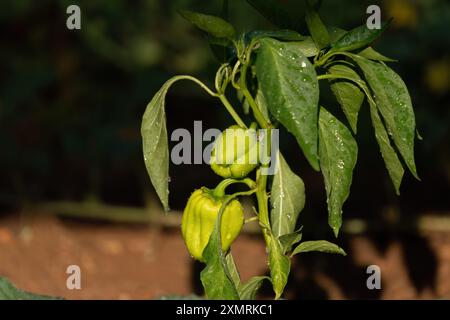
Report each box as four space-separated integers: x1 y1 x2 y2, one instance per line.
245 216 259 224
180 75 219 97
314 50 362 68
238 51 274 271
255 126 272 229
236 45 279 299
240 64 271 130
170 75 250 128
212 178 256 198
314 51 335 67
255 168 274 299
218 94 247 128
231 60 242 90
254 126 280 299
256 171 270 229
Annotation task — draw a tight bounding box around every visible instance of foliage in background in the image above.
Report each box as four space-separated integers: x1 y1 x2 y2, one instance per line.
0 277 62 300
0 1 448 216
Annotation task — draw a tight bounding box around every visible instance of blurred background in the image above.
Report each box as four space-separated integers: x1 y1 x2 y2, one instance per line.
0 0 449 299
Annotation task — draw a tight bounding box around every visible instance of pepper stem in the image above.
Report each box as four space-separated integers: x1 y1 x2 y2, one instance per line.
212 178 256 198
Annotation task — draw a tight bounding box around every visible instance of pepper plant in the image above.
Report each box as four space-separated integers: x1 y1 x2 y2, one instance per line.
141 1 419 300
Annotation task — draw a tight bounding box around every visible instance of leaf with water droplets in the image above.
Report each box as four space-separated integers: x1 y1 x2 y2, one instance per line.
256 38 320 170
358 47 396 62
329 19 391 53
142 76 209 211
292 37 319 57
268 234 290 299
319 107 358 237
255 87 270 121
270 151 305 238
353 55 418 179
368 100 404 194
327 26 347 42
327 64 365 133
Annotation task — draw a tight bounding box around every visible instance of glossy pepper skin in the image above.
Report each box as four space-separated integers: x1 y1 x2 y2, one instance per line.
181 187 244 262
210 124 260 179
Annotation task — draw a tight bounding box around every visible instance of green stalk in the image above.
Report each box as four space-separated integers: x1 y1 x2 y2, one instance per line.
240 64 271 130
237 49 279 299
238 55 274 273
212 178 256 198
255 129 278 300
218 94 248 128
178 75 219 97
256 170 270 229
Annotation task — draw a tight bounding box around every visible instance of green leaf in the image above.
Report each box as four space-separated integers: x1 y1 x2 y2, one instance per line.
237 89 249 114
179 10 235 39
256 38 320 170
0 277 63 300
318 107 358 237
246 0 299 30
225 253 241 288
291 240 346 256
278 228 303 254
238 276 269 300
255 87 270 121
268 234 290 299
142 76 216 211
200 202 239 300
206 0 235 62
353 56 418 179
239 87 269 119
270 152 305 238
293 37 319 57
305 1 330 49
358 47 396 62
329 19 391 53
327 26 347 42
327 64 365 133
369 100 404 194
245 30 304 44
141 79 173 211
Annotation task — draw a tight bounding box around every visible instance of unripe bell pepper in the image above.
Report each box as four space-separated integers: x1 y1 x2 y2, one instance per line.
181 185 244 262
210 124 260 179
